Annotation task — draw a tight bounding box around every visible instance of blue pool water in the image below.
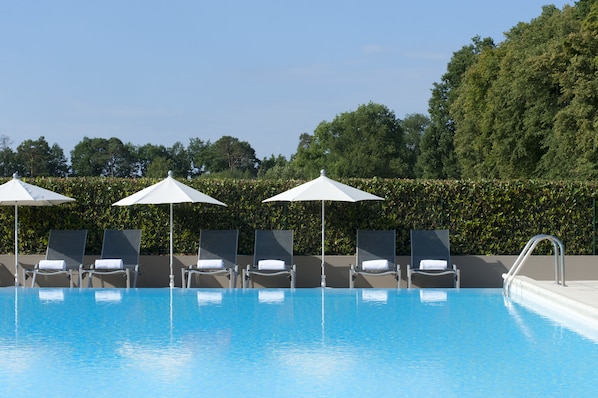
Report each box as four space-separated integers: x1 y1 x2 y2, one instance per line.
1 287 598 397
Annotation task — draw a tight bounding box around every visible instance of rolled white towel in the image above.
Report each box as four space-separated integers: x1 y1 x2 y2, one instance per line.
95 259 124 270
419 259 448 270
39 259 67 270
362 259 389 271
258 259 286 271
197 259 225 269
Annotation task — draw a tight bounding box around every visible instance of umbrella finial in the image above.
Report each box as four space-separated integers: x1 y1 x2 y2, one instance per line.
168 170 173 178
320 169 326 176
12 172 19 179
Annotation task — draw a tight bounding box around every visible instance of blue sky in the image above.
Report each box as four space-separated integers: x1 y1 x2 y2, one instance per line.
0 0 574 160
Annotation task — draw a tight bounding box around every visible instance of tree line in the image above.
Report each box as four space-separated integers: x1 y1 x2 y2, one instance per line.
0 105 429 180
3 1 594 181
420 0 598 180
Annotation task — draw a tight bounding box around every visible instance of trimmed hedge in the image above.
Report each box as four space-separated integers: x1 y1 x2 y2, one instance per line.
1 177 596 256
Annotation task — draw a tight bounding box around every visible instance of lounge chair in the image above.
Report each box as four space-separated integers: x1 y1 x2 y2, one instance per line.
243 230 296 288
349 229 400 288
407 229 460 288
83 229 142 288
182 229 239 288
24 229 87 288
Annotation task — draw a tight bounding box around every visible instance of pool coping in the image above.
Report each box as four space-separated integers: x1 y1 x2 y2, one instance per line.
507 276 598 340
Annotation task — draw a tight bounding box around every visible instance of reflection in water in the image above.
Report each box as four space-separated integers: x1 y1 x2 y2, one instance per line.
197 291 223 306
361 289 388 303
38 289 64 303
419 289 447 305
95 290 122 303
258 289 285 304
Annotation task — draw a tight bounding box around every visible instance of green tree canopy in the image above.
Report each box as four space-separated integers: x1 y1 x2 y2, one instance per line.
419 36 495 179
16 136 68 177
70 137 137 177
292 102 412 178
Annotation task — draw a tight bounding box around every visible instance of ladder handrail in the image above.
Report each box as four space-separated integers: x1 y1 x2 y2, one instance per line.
503 234 565 295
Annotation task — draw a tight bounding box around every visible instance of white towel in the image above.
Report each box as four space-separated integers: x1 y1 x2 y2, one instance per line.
95 259 124 270
258 259 286 271
362 259 389 271
39 259 67 270
419 259 448 270
197 259 225 269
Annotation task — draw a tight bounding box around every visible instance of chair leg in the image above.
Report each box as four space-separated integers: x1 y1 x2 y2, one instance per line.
125 269 131 289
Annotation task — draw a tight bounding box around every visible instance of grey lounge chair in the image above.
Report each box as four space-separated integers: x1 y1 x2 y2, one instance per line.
182 229 239 288
243 230 296 288
407 229 460 288
349 229 400 288
84 229 142 288
24 229 87 288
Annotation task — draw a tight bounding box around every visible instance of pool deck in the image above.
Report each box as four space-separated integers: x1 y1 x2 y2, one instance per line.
509 276 598 324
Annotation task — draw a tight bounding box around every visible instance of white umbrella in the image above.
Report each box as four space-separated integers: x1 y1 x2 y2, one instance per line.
113 171 227 288
0 173 76 286
263 169 384 287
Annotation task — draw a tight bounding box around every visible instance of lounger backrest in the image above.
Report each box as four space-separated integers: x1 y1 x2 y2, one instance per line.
198 229 239 269
254 230 293 266
357 229 396 268
410 229 451 270
46 229 88 270
101 229 142 268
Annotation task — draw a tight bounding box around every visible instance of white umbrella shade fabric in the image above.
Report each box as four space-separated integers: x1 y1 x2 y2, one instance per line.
113 171 227 288
0 173 76 286
263 169 384 287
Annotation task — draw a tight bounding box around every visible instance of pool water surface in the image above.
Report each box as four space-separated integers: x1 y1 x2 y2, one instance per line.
1 287 597 397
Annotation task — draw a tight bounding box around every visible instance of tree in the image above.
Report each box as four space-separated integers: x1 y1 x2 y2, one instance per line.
16 136 67 177
291 102 411 178
0 135 17 177
451 4 587 179
205 136 259 176
71 137 136 177
187 138 210 177
168 141 191 178
135 143 169 176
400 113 430 178
418 36 495 179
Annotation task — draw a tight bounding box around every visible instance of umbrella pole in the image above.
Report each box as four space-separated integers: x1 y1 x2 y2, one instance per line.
321 201 326 288
14 205 19 286
169 203 174 288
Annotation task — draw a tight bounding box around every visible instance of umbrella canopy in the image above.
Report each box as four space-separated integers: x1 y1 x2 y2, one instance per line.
0 173 76 286
263 169 384 287
113 171 227 288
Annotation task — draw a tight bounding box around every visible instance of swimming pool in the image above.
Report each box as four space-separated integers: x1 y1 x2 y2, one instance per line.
1 287 597 397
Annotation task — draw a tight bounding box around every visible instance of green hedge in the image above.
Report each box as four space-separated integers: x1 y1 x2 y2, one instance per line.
1 177 596 256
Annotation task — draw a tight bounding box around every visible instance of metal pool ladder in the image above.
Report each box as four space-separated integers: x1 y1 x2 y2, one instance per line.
503 234 565 295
